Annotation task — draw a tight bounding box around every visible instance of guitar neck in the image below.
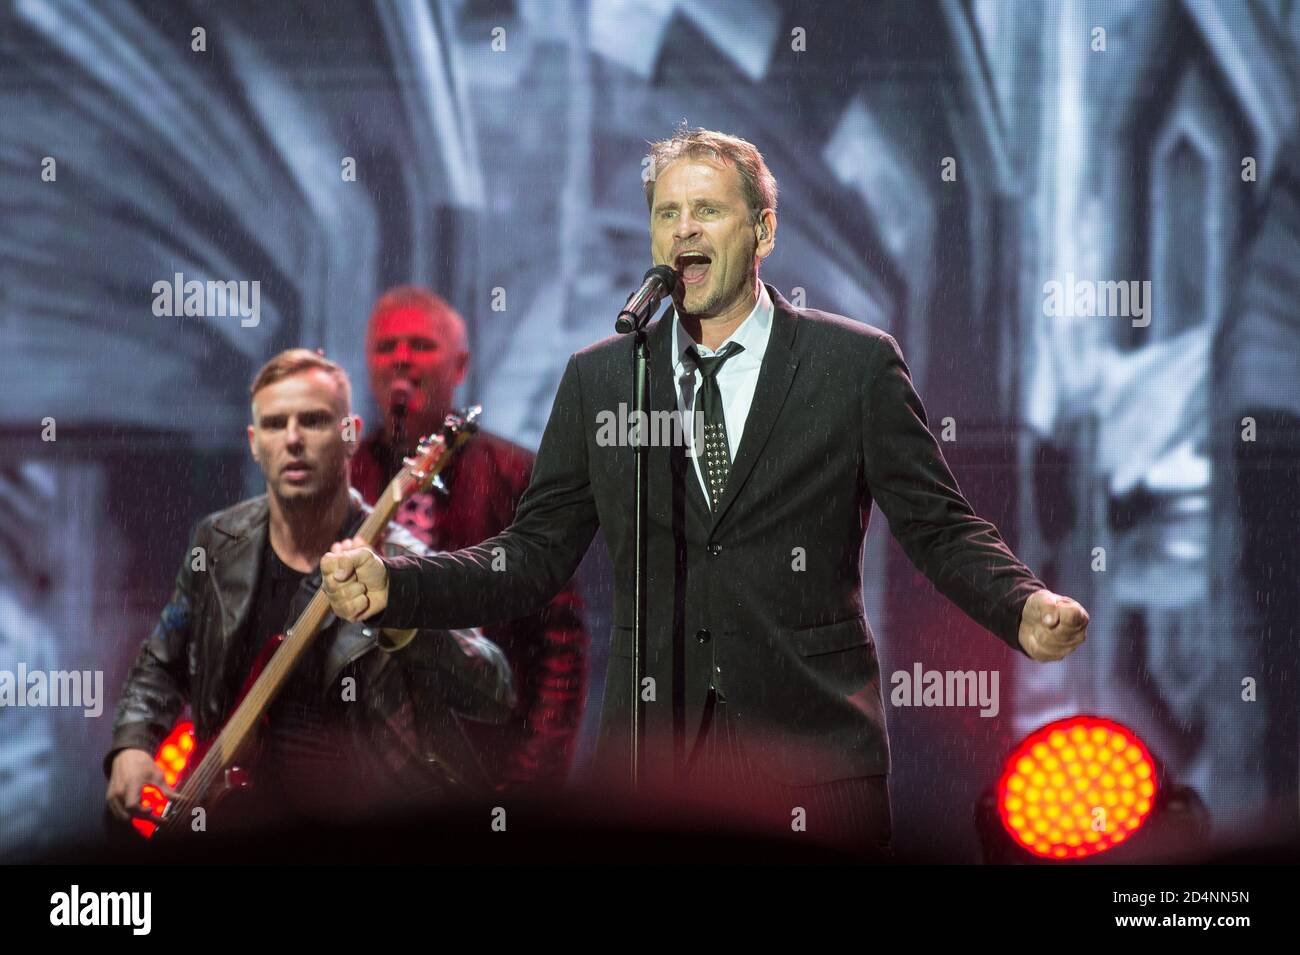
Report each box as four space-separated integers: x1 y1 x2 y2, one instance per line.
217 497 396 738
168 523 381 821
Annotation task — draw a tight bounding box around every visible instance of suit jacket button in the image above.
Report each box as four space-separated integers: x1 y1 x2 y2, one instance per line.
708 543 723 556
695 628 711 644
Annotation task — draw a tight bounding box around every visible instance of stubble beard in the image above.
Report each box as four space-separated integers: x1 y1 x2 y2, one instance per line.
677 242 758 320
273 467 345 516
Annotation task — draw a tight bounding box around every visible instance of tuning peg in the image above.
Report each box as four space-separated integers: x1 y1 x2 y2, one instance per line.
443 405 482 435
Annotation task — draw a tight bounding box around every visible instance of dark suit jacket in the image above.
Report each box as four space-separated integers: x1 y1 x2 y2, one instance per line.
373 284 1045 785
351 430 590 788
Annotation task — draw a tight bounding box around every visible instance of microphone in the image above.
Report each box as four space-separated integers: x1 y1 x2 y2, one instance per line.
388 380 414 478
389 379 414 418
616 265 679 334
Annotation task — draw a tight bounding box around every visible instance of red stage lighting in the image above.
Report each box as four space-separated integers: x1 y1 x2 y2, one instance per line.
995 715 1158 860
131 720 196 838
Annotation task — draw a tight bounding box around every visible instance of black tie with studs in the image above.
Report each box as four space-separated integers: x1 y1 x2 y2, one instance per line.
687 342 744 510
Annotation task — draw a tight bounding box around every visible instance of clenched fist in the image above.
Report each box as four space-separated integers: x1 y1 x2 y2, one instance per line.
321 536 389 622
1018 589 1089 662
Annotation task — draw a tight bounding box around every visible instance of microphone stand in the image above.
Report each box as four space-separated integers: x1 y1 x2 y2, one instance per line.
615 266 678 792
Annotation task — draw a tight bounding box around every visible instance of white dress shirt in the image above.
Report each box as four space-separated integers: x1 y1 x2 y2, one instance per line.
670 283 774 508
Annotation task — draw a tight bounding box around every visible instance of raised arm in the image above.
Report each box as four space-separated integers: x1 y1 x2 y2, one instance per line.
861 333 1047 653
324 354 600 631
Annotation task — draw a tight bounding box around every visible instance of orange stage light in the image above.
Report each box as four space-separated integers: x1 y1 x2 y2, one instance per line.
995 715 1158 860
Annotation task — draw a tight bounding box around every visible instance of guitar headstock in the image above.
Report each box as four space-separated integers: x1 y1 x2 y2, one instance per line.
398 405 481 496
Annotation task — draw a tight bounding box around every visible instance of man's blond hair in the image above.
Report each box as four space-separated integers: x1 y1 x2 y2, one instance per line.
249 348 351 420
642 122 778 225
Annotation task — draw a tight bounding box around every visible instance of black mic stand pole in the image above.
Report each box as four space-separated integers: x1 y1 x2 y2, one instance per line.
615 265 678 792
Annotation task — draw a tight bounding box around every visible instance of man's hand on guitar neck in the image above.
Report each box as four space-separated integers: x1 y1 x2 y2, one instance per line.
321 537 390 622
106 748 180 823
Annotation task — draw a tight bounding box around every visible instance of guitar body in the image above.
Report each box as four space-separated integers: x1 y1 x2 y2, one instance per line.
134 632 284 837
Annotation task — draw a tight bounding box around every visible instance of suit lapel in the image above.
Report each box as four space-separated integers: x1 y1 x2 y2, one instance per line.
646 285 802 533
709 284 800 533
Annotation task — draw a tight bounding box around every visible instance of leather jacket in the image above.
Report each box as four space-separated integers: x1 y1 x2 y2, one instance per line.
105 490 514 801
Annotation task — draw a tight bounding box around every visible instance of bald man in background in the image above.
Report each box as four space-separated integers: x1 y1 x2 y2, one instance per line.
350 286 590 793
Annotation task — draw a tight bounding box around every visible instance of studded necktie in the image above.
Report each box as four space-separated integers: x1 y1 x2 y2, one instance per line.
687 342 744 509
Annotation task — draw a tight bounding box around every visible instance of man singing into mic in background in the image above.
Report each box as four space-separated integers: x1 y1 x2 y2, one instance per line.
322 127 1089 853
349 287 591 793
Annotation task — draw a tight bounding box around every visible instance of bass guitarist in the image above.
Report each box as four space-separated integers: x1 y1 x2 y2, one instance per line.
104 348 512 833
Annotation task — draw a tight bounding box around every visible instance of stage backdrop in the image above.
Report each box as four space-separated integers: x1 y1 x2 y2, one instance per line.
2 0 1298 860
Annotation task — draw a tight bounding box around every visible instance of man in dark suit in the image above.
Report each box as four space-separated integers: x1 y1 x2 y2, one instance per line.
320 127 1089 853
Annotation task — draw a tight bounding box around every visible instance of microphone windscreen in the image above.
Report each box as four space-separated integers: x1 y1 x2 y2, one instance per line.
390 380 414 413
